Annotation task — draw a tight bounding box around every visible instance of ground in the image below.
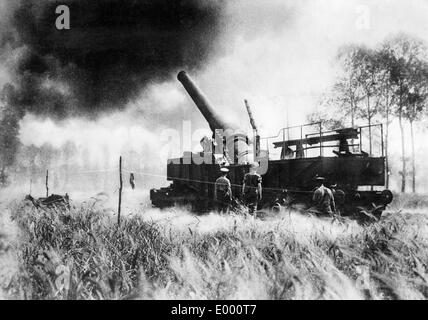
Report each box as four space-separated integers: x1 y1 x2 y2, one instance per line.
0 190 427 300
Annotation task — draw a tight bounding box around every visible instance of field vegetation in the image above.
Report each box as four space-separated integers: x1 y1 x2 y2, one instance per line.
0 193 427 300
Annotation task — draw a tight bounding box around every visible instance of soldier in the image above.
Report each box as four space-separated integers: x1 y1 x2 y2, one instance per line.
242 163 262 214
311 176 336 216
281 146 294 159
214 167 232 213
333 137 352 157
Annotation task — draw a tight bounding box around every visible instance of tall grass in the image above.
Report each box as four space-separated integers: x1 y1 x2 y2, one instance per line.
390 193 428 210
1 196 428 300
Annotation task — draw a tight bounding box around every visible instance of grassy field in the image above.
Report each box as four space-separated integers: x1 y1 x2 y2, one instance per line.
0 193 428 300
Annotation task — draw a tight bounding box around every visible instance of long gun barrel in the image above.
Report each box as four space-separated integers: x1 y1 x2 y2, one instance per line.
177 71 249 164
177 71 237 132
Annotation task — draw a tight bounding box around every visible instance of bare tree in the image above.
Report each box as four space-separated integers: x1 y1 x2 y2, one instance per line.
405 59 428 193
374 48 398 189
312 35 428 193
382 34 428 193
307 107 345 131
334 45 367 128
312 46 383 153
351 47 383 156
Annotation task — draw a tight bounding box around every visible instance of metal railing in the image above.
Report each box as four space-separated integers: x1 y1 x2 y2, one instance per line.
259 122 385 160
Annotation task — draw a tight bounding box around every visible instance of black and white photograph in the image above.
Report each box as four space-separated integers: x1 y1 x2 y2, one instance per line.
0 0 428 303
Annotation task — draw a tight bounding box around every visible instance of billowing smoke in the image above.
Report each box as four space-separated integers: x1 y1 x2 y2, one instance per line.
0 0 225 119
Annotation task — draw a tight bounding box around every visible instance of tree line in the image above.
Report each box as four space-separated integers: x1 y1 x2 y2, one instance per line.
309 33 428 193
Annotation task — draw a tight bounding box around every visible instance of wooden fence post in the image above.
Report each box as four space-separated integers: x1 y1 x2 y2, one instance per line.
46 170 49 197
118 156 123 226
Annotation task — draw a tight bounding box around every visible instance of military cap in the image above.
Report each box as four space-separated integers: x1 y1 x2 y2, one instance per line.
250 162 259 169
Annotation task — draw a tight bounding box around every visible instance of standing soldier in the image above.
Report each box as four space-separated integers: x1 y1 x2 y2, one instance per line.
214 167 232 213
311 176 336 216
242 163 262 214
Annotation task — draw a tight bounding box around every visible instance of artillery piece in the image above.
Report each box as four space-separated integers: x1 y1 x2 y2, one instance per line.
150 71 393 221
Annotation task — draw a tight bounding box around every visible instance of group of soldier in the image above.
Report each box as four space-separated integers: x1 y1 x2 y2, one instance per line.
214 164 336 216
214 163 262 214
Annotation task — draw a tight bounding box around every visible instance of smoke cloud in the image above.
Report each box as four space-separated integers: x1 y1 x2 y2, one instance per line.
1 0 225 119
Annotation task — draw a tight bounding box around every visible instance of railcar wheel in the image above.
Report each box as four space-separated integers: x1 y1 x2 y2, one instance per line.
381 190 393 205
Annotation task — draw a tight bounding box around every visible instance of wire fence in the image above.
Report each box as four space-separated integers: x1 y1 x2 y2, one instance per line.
27 157 312 214
122 167 308 193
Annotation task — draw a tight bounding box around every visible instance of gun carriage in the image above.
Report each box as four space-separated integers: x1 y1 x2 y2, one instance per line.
150 71 393 220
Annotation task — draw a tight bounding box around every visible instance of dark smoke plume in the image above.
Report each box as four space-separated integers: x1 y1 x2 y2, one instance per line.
1 0 225 119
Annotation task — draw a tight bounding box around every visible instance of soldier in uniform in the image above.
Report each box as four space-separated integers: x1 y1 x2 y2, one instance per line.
214 167 232 213
311 176 336 216
242 163 262 214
